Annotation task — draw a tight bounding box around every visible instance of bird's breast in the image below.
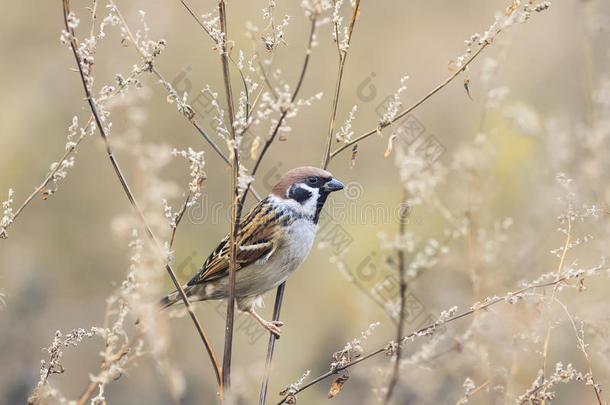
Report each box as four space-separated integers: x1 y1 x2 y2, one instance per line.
282 217 317 263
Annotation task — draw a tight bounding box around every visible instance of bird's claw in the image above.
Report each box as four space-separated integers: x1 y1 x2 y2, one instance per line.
263 320 284 338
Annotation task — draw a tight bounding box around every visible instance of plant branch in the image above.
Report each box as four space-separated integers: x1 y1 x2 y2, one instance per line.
321 0 360 169
330 37 495 161
110 1 257 200
217 0 240 390
62 0 222 390
540 215 572 405
276 273 584 404
383 190 409 404
258 282 286 405
253 16 319 405
238 15 317 210
0 115 92 239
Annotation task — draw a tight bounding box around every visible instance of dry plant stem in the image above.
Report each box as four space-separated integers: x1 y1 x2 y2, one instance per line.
550 296 603 405
383 191 409 404
330 37 495 160
276 275 577 404
114 4 222 159
111 2 255 200
77 330 142 405
239 16 318 208
455 380 490 405
79 193 192 405
169 191 192 249
253 17 318 404
258 282 286 405
217 0 240 390
1 115 92 238
321 0 360 169
540 217 574 405
62 0 222 390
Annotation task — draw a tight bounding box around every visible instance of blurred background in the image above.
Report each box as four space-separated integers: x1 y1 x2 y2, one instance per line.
1 0 610 403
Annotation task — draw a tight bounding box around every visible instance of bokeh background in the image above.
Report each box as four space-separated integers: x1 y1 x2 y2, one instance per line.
1 0 610 404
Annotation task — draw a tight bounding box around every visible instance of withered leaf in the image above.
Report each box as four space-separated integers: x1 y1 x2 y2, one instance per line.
349 145 358 168
464 78 473 100
383 134 397 158
328 374 349 399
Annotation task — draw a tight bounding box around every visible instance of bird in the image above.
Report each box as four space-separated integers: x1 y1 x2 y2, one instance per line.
159 166 344 338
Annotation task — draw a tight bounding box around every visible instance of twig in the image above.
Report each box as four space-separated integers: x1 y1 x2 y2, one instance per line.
239 15 318 208
330 37 496 161
62 0 222 391
111 1 257 201
258 283 286 405
169 191 192 249
455 380 490 405
276 274 582 404
321 0 360 169
540 215 572 405
0 115 92 239
255 15 319 405
549 296 603 405
217 0 240 390
382 190 409 404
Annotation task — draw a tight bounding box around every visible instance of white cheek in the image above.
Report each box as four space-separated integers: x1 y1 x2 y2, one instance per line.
299 186 319 216
277 185 320 218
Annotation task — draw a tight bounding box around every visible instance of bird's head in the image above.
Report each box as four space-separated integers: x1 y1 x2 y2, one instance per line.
271 166 344 222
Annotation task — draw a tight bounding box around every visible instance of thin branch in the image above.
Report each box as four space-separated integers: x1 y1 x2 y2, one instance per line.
150 69 229 164
258 282 286 405
169 191 192 249
330 37 495 161
111 1 256 201
217 0 240 390
276 274 582 404
383 190 409 404
549 296 603 405
62 0 222 390
254 16 319 405
0 115 92 239
455 380 490 405
540 215 572 405
238 15 318 209
321 0 360 169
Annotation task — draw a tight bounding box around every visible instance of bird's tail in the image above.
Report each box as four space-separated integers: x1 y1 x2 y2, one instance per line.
159 289 183 310
135 287 190 326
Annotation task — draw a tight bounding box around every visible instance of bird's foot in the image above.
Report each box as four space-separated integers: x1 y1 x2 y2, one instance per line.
262 320 283 339
247 308 284 338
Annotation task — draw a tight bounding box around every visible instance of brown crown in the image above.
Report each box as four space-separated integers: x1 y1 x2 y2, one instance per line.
271 166 333 197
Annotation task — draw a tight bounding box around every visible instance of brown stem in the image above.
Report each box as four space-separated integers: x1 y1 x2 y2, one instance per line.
239 16 318 209
0 116 92 239
217 0 239 390
169 191 192 249
62 0 222 390
276 275 578 404
321 0 360 169
383 191 409 404
329 38 494 161
254 16 318 405
258 282 286 405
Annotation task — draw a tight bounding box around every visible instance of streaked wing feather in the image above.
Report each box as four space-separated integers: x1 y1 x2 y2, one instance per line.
187 198 285 285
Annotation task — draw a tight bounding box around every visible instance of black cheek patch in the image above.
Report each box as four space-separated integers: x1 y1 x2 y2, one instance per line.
288 185 313 204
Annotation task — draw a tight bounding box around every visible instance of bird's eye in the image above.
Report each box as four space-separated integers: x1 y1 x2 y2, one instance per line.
307 176 318 185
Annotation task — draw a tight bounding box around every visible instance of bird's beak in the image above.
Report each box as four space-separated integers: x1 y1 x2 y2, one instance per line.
323 178 345 192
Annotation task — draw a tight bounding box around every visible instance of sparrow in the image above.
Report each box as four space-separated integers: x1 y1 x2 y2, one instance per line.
159 166 344 337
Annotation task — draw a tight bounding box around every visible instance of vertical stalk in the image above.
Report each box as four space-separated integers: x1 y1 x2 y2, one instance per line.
321 0 360 169
62 0 222 391
218 0 240 390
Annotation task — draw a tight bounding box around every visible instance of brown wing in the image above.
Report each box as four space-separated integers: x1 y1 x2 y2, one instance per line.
187 197 285 285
